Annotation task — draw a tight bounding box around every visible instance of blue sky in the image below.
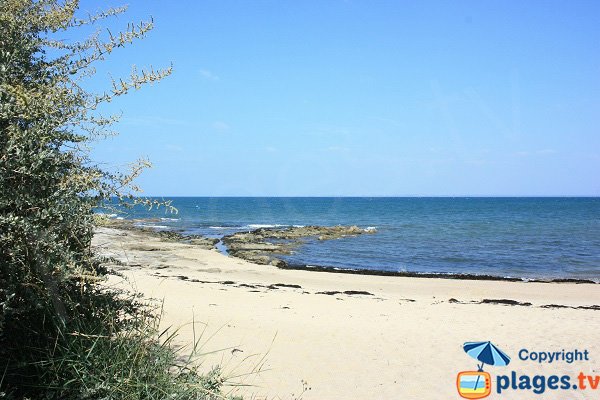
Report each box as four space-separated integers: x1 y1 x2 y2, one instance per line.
81 0 600 196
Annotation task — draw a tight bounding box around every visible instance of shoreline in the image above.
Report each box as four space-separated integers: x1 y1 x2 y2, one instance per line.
93 224 600 399
100 218 599 284
279 262 599 284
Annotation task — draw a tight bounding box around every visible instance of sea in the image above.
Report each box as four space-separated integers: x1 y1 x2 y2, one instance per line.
102 197 600 281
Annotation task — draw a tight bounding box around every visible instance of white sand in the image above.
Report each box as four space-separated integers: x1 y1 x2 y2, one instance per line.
94 227 600 400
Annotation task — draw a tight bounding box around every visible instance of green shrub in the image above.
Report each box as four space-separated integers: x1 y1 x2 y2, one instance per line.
0 1 237 398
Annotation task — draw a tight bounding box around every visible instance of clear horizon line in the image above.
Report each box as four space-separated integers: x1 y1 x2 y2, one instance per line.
127 195 600 198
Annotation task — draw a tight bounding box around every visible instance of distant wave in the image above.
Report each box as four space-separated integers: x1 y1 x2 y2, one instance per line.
96 212 118 218
209 223 374 231
135 223 169 230
247 224 286 229
211 224 290 230
160 217 180 222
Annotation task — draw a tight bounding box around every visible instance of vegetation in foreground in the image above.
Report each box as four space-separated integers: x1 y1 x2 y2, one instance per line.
0 1 238 398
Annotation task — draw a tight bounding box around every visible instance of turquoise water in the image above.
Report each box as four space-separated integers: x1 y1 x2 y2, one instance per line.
106 197 600 280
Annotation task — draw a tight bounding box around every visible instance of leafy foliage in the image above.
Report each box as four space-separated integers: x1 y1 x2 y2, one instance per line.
0 1 235 398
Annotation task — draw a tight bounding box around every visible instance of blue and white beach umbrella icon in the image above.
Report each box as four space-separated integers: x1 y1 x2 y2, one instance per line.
462 341 511 396
463 341 511 370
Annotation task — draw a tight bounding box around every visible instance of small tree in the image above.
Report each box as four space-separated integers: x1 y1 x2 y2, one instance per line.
0 2 234 398
1 0 169 327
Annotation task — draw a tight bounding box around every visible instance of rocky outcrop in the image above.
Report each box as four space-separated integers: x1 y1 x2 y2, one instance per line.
222 225 376 266
99 218 218 249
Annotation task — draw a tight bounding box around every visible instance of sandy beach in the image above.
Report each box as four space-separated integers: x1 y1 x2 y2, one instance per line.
94 226 600 399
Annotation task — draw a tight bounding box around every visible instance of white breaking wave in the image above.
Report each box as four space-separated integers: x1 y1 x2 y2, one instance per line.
160 217 179 221
246 224 286 229
96 212 118 218
364 226 377 232
137 224 169 230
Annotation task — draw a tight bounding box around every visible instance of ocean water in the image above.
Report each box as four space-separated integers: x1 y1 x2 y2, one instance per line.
104 197 600 280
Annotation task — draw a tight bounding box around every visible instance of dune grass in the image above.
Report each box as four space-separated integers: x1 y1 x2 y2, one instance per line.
0 275 241 399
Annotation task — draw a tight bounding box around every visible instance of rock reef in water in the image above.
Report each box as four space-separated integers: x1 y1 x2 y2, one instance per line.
222 225 377 267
